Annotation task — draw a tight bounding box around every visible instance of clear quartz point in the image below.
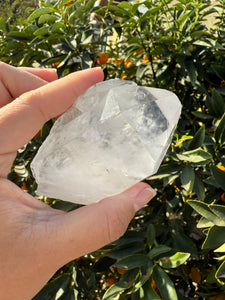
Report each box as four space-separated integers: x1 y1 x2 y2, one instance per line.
31 79 181 205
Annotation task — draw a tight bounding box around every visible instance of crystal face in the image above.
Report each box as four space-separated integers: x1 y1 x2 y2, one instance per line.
31 80 181 205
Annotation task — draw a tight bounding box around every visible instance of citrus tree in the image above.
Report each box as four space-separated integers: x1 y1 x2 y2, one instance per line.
2 0 225 299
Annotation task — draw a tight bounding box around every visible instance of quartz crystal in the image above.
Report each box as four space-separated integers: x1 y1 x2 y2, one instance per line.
31 80 181 205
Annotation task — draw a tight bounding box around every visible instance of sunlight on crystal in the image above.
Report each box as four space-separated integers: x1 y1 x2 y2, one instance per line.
31 80 181 205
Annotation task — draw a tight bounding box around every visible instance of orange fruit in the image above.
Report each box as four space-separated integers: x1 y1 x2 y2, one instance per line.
116 267 125 275
64 1 74 6
107 276 117 286
151 278 157 290
143 55 150 63
114 58 122 65
208 294 225 300
190 267 201 284
221 193 225 202
220 80 225 87
124 58 134 69
35 130 41 138
218 165 225 172
136 49 144 55
97 52 108 65
215 294 225 300
121 75 128 80
21 182 27 191
52 61 61 67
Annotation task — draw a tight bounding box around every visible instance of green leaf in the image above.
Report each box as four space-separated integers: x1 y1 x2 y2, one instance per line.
193 174 205 200
103 282 130 300
51 200 78 212
180 165 195 193
205 266 218 284
51 22 66 34
14 163 28 178
41 120 54 141
131 262 154 293
81 30 94 45
0 17 6 32
38 14 58 25
172 230 198 254
146 224 155 249
214 243 225 253
115 254 151 270
193 38 224 50
34 26 49 36
120 268 139 286
119 1 132 9
142 281 161 300
153 266 178 300
105 242 144 259
28 7 56 22
57 289 78 299
202 226 225 250
209 204 225 223
215 113 225 144
176 148 212 163
156 63 176 82
188 125 205 150
136 64 149 83
211 89 225 117
216 261 225 285
211 165 225 191
148 245 171 259
184 60 198 86
197 217 214 228
191 111 213 120
175 134 193 147
158 252 190 269
107 5 130 17
188 200 225 226
211 64 225 81
7 31 33 41
33 274 70 300
80 52 93 69
149 164 182 180
204 175 220 188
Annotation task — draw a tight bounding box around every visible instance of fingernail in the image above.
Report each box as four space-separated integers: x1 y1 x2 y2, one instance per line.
134 186 156 212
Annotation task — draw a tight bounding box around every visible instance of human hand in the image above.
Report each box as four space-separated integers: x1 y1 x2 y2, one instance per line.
0 62 156 300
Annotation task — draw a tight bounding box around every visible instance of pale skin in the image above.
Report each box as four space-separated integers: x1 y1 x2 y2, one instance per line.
0 62 156 300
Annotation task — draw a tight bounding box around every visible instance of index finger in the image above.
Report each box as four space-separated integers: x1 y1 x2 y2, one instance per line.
0 68 104 155
0 62 58 107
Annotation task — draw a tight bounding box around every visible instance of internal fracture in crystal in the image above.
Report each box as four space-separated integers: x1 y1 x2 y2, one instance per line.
31 80 181 205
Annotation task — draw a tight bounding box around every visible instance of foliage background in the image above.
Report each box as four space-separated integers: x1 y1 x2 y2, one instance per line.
0 0 38 24
2 0 225 299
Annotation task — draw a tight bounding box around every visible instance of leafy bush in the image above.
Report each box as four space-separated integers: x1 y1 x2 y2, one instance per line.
2 0 225 299
0 0 37 25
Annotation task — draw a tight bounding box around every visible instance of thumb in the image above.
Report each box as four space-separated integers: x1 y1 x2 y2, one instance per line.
53 182 156 266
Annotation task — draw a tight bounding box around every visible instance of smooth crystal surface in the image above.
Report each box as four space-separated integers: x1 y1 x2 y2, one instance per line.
31 80 181 205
